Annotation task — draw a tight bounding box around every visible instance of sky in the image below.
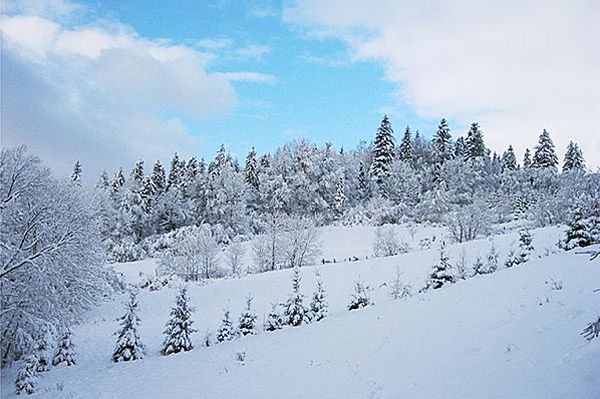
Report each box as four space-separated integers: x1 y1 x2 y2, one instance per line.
2 0 599 180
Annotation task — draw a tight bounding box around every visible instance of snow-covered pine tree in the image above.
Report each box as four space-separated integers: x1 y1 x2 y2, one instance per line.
15 354 37 395
472 256 484 276
432 118 453 163
112 291 145 362
52 329 76 366
150 160 166 196
238 296 258 336
562 141 586 172
244 147 260 189
399 125 413 162
587 206 600 245
465 122 486 161
425 242 455 290
71 161 82 183
309 270 327 322
333 175 346 217
484 243 499 274
264 303 284 331
161 287 196 355
370 115 395 187
166 152 183 191
111 168 125 197
33 333 52 372
358 160 368 200
501 145 517 172
518 229 534 263
216 307 235 342
532 129 558 169
283 267 309 326
454 136 466 159
564 210 592 249
523 148 532 168
348 279 371 310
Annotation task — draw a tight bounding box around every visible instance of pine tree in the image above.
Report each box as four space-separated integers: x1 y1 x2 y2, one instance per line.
398 125 413 162
532 129 558 169
370 115 395 186
15 354 37 395
112 291 145 362
523 148 532 168
472 256 484 276
432 118 453 163
564 210 592 249
111 168 125 196
518 229 534 263
161 287 196 355
166 153 182 190
150 160 166 196
348 279 371 310
562 141 586 172
216 308 235 342
97 170 110 190
309 270 328 322
52 329 76 366
244 148 260 189
465 122 486 161
264 303 284 331
358 160 368 199
33 333 51 372
71 161 82 183
283 267 309 326
454 137 466 159
333 175 346 217
238 296 258 336
501 145 517 172
425 242 455 290
484 243 499 274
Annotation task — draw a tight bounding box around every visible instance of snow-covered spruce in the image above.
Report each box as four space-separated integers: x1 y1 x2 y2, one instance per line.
309 270 328 322
15 354 38 395
52 329 76 366
370 115 395 187
389 267 411 300
283 267 310 326
563 210 593 250
425 242 455 290
348 279 372 311
161 287 196 355
216 307 236 342
506 230 534 267
264 303 284 331
112 291 145 362
238 296 258 336
33 333 52 373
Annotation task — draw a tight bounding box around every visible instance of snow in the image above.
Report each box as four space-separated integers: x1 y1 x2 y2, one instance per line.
2 225 599 398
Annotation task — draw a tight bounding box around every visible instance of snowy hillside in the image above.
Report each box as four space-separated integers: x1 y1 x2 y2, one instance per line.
2 226 598 398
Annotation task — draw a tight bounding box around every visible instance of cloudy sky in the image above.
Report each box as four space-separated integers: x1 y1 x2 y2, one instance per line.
2 0 599 179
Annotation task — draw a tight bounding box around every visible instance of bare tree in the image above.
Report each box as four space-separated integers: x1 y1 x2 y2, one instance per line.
161 226 221 280
225 237 245 276
280 216 321 269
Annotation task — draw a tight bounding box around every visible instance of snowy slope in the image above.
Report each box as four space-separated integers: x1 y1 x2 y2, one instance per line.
2 227 599 398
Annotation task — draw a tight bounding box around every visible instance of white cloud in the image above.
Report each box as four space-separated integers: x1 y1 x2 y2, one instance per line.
286 0 600 168
236 44 272 61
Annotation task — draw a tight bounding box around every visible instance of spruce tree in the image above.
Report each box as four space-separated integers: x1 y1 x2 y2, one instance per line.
112 291 145 362
465 122 486 161
244 148 260 189
15 354 37 395
398 125 413 162
370 115 395 186
111 168 125 196
238 296 258 336
562 141 586 172
454 137 466 159
283 267 309 326
484 243 499 274
264 303 284 331
564 210 592 249
161 287 196 355
432 118 453 163
166 152 182 190
309 270 328 322
532 129 558 169
52 329 76 366
333 175 346 217
71 161 82 183
33 333 51 373
425 242 455 290
518 229 534 263
150 160 166 196
501 145 517 172
348 279 371 310
358 160 368 199
523 148 532 168
216 307 235 342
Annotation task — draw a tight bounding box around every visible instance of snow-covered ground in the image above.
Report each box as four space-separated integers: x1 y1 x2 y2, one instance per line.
3 226 599 398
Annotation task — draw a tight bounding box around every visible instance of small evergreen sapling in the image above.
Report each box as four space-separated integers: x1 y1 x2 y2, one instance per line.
348 279 372 310
15 354 38 395
472 256 485 276
309 270 328 322
217 308 235 342
264 303 284 331
161 287 196 355
484 243 499 274
425 242 455 290
33 333 52 373
112 291 145 362
518 230 534 262
563 210 592 250
283 267 309 326
52 329 76 366
389 266 411 300
238 296 258 336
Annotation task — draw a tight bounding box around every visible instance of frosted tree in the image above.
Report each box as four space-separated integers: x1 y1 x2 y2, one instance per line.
111 168 125 197
333 175 346 217
532 129 558 169
518 229 534 263
161 287 196 355
216 307 235 342
33 333 52 372
150 160 166 196
501 145 517 172
264 303 284 331
161 226 221 281
309 270 328 322
389 266 411 300
484 243 500 274
563 210 592 249
112 291 145 362
523 148 532 168
280 216 321 269
562 141 586 172
52 329 76 366
238 296 258 336
432 118 453 164
15 354 37 395
225 237 245 276
71 161 82 183
244 147 260 190
370 115 395 187
166 152 183 191
348 279 371 310
454 136 466 159
283 267 309 326
358 160 369 200
465 122 486 161
425 242 455 290
398 125 413 162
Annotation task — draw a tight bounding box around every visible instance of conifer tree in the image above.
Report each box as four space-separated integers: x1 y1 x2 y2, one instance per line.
532 129 558 169
370 115 395 186
244 148 260 189
454 137 466 159
564 210 592 249
309 270 328 322
425 242 455 290
284 267 309 326
71 161 82 183
484 243 499 274
166 153 182 190
501 145 517 172
15 354 37 395
33 333 51 372
112 291 145 362
97 170 110 190
150 160 166 196
52 329 76 366
333 175 346 217
398 125 413 162
348 279 371 310
523 148 532 168
216 307 235 342
518 229 534 263
238 296 258 336
562 141 586 172
465 122 486 161
111 168 125 197
161 287 196 355
472 256 484 276
358 160 368 199
264 303 284 331
432 118 453 163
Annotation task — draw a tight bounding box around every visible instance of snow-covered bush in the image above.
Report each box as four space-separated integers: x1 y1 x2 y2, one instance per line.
15 354 38 395
52 329 76 367
348 279 372 310
373 225 409 257
112 291 145 362
161 287 196 355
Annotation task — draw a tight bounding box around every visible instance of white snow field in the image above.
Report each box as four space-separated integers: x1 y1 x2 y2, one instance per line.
3 226 599 398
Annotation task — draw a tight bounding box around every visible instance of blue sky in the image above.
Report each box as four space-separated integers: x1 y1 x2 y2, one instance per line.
2 0 598 177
